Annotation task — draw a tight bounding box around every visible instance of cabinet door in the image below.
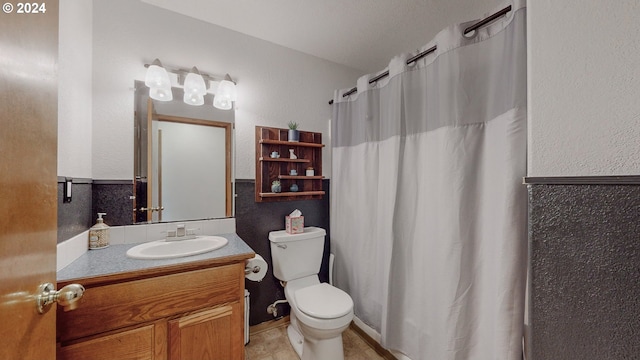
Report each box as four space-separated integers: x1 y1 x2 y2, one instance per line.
58 324 159 360
168 302 244 360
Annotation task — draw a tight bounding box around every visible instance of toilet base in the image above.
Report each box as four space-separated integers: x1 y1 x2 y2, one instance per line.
286 323 345 360
287 325 304 358
301 332 345 360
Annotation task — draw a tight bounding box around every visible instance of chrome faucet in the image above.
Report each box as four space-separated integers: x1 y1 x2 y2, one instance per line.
165 224 198 241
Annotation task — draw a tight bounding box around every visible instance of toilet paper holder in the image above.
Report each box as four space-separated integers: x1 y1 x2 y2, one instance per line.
244 254 268 282
245 265 261 275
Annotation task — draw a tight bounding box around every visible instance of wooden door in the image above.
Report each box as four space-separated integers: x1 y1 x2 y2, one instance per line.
168 302 244 360
0 1 59 359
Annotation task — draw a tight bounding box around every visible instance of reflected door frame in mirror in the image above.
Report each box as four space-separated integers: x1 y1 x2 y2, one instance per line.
147 111 232 221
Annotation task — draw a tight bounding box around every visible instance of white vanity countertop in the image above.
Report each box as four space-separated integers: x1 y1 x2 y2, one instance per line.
57 233 255 284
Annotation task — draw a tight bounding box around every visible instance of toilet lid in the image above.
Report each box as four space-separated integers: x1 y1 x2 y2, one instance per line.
294 283 353 319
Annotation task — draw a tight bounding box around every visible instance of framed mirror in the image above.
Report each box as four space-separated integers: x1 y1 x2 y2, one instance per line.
133 81 234 223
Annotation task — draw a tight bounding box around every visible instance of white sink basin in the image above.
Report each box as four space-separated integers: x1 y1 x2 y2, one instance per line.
126 236 229 260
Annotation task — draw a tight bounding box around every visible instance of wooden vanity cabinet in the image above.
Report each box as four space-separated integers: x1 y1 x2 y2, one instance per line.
57 323 159 360
57 262 246 360
168 302 243 359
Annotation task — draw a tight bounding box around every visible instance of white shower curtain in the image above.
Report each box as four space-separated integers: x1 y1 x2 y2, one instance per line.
330 2 527 359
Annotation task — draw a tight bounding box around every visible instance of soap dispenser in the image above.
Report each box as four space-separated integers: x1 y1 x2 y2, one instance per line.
89 212 110 249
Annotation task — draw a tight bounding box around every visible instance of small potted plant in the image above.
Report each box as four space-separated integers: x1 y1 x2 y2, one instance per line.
287 121 300 142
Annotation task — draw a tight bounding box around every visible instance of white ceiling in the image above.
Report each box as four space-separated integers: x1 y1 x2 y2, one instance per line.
141 0 503 74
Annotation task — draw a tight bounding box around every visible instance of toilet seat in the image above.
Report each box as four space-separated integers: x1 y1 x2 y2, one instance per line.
295 283 353 319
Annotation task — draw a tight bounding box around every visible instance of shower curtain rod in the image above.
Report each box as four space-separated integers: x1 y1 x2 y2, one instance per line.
328 5 512 105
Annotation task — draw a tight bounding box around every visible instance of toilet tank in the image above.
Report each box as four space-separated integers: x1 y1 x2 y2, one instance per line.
269 227 326 282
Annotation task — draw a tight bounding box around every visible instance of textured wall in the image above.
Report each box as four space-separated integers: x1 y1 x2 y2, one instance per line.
92 182 134 227
57 181 92 244
528 1 640 176
57 0 92 178
57 180 133 243
528 182 640 359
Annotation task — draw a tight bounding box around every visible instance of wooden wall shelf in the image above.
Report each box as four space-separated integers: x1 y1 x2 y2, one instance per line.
259 139 325 148
255 126 324 202
258 157 311 163
277 175 325 180
258 191 325 198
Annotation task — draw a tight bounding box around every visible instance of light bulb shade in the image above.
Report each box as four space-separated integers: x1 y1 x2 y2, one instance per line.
213 80 237 110
213 97 232 110
149 87 173 101
145 64 171 89
184 72 207 95
183 92 204 106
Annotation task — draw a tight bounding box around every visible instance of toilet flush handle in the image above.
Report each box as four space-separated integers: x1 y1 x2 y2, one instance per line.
276 244 287 249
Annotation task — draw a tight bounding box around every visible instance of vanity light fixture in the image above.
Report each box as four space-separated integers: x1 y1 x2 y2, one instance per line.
183 67 206 106
149 87 173 102
213 74 237 110
144 59 173 102
143 60 237 110
184 92 205 106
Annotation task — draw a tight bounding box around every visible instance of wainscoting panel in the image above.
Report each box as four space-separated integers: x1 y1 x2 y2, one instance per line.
92 181 134 227
57 179 133 243
57 180 92 244
528 180 640 359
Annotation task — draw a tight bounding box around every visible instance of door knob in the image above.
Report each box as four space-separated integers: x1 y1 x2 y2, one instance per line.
36 282 85 314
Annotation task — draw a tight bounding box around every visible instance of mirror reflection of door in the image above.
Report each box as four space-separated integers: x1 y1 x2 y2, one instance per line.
151 117 228 222
133 82 234 224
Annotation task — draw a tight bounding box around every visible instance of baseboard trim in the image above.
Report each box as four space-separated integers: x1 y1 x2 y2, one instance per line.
349 322 397 360
249 316 290 335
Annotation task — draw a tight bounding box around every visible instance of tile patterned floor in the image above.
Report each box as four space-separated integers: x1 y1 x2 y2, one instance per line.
246 324 386 360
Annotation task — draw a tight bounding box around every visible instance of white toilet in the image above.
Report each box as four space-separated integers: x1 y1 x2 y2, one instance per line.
269 227 354 360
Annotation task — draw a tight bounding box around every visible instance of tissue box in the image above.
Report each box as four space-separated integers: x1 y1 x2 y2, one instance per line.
286 216 304 234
